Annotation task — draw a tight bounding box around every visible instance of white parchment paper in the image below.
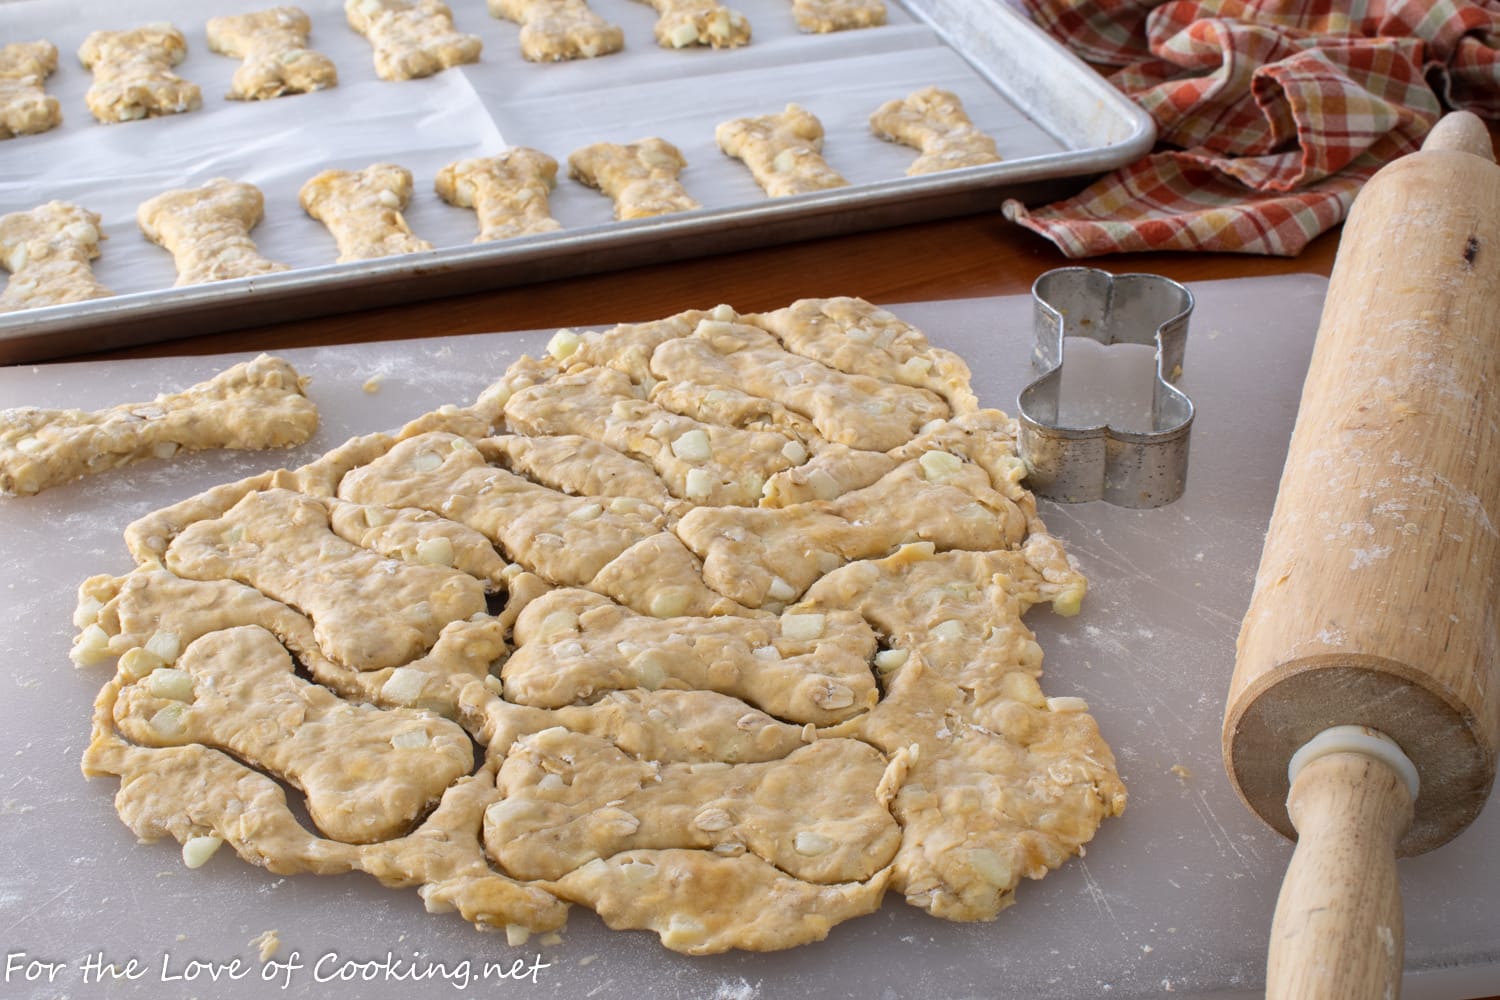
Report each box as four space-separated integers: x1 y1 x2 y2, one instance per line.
0 0 1066 299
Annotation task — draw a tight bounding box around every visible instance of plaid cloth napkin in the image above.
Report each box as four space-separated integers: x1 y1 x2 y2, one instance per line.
1003 0 1500 256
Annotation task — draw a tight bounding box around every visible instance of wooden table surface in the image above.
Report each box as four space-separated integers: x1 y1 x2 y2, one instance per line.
76 207 1340 362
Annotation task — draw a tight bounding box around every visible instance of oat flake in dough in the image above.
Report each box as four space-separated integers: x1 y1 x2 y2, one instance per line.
77 297 1125 955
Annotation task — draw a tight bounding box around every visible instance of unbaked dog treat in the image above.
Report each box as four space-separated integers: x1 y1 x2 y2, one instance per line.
0 201 111 313
299 163 433 262
77 297 1125 955
870 87 1001 175
78 24 202 123
206 7 339 100
568 138 700 219
345 0 481 80
436 150 563 242
716 104 848 197
0 354 316 497
639 0 751 48
137 178 290 286
488 0 624 62
0 41 62 138
791 0 885 32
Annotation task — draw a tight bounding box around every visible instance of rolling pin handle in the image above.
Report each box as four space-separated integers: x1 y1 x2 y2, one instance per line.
1266 728 1417 1000
1420 110 1496 160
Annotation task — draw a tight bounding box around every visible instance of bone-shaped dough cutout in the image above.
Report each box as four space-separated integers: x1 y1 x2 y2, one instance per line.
337 440 741 626
299 163 433 262
650 316 950 452
122 431 395 566
503 588 877 723
78 25 202 123
748 296 979 413
345 0 481 79
88 718 570 933
649 378 820 444
79 563 795 765
552 848 890 953
474 688 810 765
1 41 62 137
327 499 513 590
336 432 665 586
545 304 896 469
587 529 754 618
716 104 847 197
206 6 338 100
0 354 315 496
0 201 110 314
488 0 624 61
111 624 474 844
165 488 488 671
568 138 701 220
639 0 750 48
137 178 290 286
78 566 506 718
479 434 681 515
563 306 713 382
436 151 563 243
790 0 885 32
675 458 1027 607
504 365 797 505
870 87 1000 175
486 727 901 883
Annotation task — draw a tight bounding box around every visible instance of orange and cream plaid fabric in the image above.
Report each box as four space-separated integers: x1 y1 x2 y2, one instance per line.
1003 0 1500 256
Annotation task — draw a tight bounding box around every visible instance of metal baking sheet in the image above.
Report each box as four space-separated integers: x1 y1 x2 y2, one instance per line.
0 0 1152 364
1 277 1496 1000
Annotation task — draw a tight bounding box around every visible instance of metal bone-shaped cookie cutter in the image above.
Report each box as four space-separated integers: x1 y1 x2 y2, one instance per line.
1017 267 1195 508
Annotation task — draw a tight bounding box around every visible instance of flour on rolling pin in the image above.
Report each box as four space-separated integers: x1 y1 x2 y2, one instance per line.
1225 111 1500 999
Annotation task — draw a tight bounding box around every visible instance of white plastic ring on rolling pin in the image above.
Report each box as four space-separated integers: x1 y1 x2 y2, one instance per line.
1287 725 1421 804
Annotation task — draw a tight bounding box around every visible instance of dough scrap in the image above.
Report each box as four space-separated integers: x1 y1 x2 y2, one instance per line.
488 0 624 62
568 139 701 220
552 850 889 954
345 0 481 80
791 0 885 32
77 297 1124 954
0 201 111 314
0 41 62 138
299 163 433 262
870 87 1001 175
0 354 316 497
78 24 202 123
206 6 338 100
436 151 563 243
638 0 751 48
137 178 290 286
716 104 848 197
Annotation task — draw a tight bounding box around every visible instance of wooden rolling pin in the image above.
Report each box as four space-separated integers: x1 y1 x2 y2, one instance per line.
1223 111 1500 998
